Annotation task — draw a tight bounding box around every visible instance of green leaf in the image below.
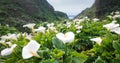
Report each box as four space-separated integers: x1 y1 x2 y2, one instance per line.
40 59 59 63
4 57 16 63
54 59 59 63
71 52 87 63
94 56 105 63
72 57 81 63
113 41 120 54
16 59 25 63
111 59 120 63
52 37 64 49
64 56 72 63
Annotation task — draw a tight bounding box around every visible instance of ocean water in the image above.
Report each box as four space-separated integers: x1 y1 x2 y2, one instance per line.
68 15 75 19
69 16 74 19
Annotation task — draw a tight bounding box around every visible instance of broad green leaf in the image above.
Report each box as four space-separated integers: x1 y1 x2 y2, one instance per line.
111 59 120 63
72 57 81 63
113 41 120 54
54 59 59 63
64 56 72 63
52 37 64 49
94 56 105 63
16 59 25 63
71 52 87 63
4 57 16 63
39 59 59 63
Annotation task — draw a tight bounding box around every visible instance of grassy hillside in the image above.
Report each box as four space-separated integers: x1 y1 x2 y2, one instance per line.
75 0 120 19
0 0 68 31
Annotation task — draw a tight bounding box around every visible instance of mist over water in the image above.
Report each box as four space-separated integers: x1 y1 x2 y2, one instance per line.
47 0 95 19
68 15 76 19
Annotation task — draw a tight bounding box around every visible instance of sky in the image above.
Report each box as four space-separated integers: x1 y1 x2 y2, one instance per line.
47 0 95 18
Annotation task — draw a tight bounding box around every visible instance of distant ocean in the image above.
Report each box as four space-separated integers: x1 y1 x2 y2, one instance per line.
68 15 75 19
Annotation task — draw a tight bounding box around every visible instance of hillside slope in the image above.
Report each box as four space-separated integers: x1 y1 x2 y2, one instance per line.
0 0 68 31
75 0 120 19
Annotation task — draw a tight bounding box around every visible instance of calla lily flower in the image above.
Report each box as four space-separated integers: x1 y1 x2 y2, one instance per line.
75 25 83 30
22 40 40 59
110 27 120 35
1 44 17 56
48 27 56 31
47 23 54 27
90 37 102 45
23 33 33 40
34 26 46 33
107 15 112 19
115 11 120 15
93 18 99 22
7 33 18 40
56 32 75 44
76 30 81 33
103 21 119 30
1 33 18 41
0 40 5 44
23 23 35 29
65 22 71 28
113 15 120 19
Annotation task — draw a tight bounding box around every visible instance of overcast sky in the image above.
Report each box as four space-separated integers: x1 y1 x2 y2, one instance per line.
47 0 95 16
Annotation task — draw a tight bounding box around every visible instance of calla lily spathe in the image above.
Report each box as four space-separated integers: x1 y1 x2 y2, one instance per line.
1 33 18 41
1 44 17 56
23 23 35 29
34 26 46 33
93 18 99 22
103 21 119 30
110 27 120 35
56 32 75 43
47 23 54 27
22 40 40 59
90 37 102 45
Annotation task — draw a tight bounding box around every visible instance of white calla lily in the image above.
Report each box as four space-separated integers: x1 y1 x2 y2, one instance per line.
0 40 5 44
115 11 120 15
1 33 18 40
47 23 54 27
90 37 102 45
22 40 40 59
25 34 32 40
7 33 18 40
1 35 9 40
65 22 71 28
113 15 120 19
23 23 35 29
34 26 46 33
93 18 99 22
110 27 120 35
1 44 17 56
75 25 83 30
76 30 81 33
56 32 75 43
103 21 119 30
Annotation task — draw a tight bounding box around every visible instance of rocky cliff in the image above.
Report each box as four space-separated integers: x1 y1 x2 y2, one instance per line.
0 0 68 31
75 0 120 19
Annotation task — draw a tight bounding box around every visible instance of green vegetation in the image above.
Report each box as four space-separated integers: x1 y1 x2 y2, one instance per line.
76 0 120 19
0 0 68 32
0 0 120 63
0 24 18 36
0 12 120 63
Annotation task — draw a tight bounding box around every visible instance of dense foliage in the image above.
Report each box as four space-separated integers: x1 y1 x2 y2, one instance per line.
0 12 120 63
0 24 18 36
0 0 68 32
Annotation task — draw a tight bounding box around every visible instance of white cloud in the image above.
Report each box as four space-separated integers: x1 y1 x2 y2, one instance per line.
47 0 95 17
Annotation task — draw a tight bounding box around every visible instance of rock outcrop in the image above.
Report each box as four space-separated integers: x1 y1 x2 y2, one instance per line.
75 0 120 19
